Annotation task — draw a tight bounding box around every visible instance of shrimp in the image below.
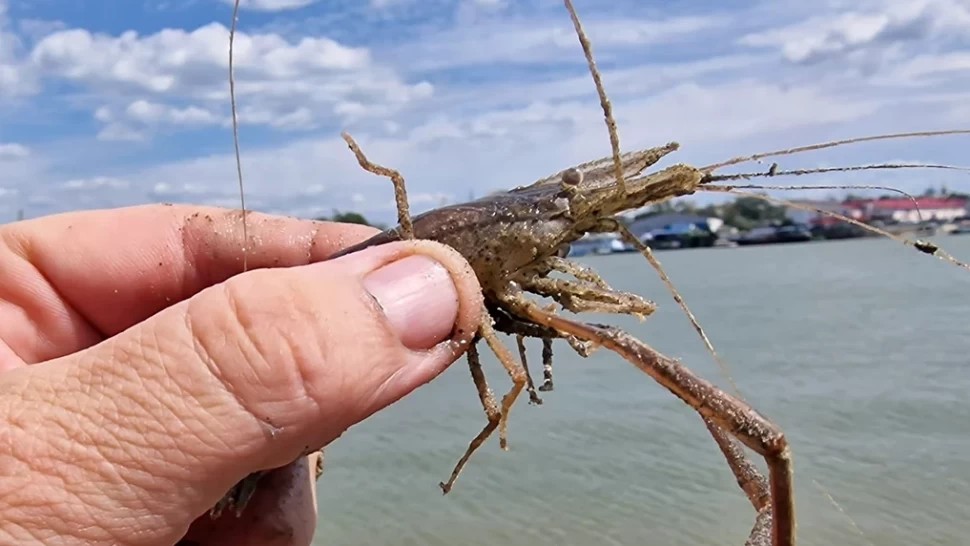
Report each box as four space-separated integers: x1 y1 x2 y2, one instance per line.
213 1 970 545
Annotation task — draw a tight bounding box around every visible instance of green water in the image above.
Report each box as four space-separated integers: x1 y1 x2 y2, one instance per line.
313 236 970 546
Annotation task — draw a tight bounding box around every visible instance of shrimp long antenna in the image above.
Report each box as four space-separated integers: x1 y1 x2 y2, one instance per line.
702 130 970 172
229 0 248 272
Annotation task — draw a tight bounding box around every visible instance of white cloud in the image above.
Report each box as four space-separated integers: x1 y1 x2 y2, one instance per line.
227 0 317 11
395 15 727 71
151 180 217 196
25 21 430 134
93 101 220 140
467 0 506 8
0 0 36 97
883 51 970 86
369 0 408 9
29 24 369 89
60 176 129 190
97 123 147 142
125 100 220 126
740 0 970 65
1 0 969 224
0 143 29 160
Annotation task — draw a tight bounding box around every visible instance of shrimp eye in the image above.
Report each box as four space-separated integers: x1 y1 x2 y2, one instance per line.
561 168 583 186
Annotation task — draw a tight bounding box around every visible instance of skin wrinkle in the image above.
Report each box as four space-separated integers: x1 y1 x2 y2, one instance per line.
0 256 63 362
299 270 383 423
98 345 152 462
0 337 23 372
150 335 265 522
180 214 236 302
210 280 289 435
222 266 370 435
285 294 326 437
179 277 314 481
333 277 415 423
9 236 99 363
256 276 380 444
182 300 269 458
139 327 223 471
148 326 241 465
78 332 205 541
71 421 134 526
222 271 324 423
365 346 434 422
74 348 126 475
59 357 139 543
0 255 31 354
185 294 237 397
109 334 187 527
0 522 41 544
70 331 218 544
0 396 35 524
17 414 102 543
1 391 65 540
353 288 405 417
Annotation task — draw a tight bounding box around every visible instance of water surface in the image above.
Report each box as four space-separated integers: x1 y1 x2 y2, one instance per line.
314 236 970 546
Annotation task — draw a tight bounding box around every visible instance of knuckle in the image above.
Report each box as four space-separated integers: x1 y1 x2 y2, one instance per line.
185 270 329 430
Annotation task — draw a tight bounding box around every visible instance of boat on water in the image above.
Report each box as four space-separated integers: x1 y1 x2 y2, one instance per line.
735 224 813 246
868 220 938 238
642 222 718 250
566 233 618 257
943 216 970 234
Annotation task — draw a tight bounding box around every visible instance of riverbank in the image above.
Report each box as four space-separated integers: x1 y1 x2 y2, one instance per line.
567 220 959 257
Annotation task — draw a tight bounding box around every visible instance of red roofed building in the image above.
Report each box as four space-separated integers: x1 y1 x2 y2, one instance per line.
843 196 969 224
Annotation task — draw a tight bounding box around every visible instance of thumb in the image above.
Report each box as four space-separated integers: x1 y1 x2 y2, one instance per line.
0 240 483 546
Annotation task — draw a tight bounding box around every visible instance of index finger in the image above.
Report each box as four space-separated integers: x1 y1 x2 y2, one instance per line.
1 204 381 363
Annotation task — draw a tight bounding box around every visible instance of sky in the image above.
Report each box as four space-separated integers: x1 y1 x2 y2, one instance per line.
1 0 969 223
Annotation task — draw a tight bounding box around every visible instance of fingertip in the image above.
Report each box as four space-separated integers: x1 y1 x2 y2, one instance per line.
324 239 483 412
325 238 483 352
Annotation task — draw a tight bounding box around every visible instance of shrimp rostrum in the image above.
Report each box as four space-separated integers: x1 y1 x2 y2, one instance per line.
218 0 970 544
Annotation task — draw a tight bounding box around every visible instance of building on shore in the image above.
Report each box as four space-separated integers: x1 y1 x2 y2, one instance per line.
843 196 969 224
785 196 969 228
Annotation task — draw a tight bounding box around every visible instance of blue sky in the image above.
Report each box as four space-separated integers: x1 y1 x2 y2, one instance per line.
1 0 969 223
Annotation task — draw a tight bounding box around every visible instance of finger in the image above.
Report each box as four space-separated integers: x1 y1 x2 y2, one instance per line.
0 204 380 365
0 239 482 546
180 454 321 546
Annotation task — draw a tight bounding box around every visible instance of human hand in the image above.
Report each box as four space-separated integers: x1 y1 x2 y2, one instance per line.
0 204 483 546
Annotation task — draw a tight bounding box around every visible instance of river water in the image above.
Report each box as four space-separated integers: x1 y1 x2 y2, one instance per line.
312 236 970 546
